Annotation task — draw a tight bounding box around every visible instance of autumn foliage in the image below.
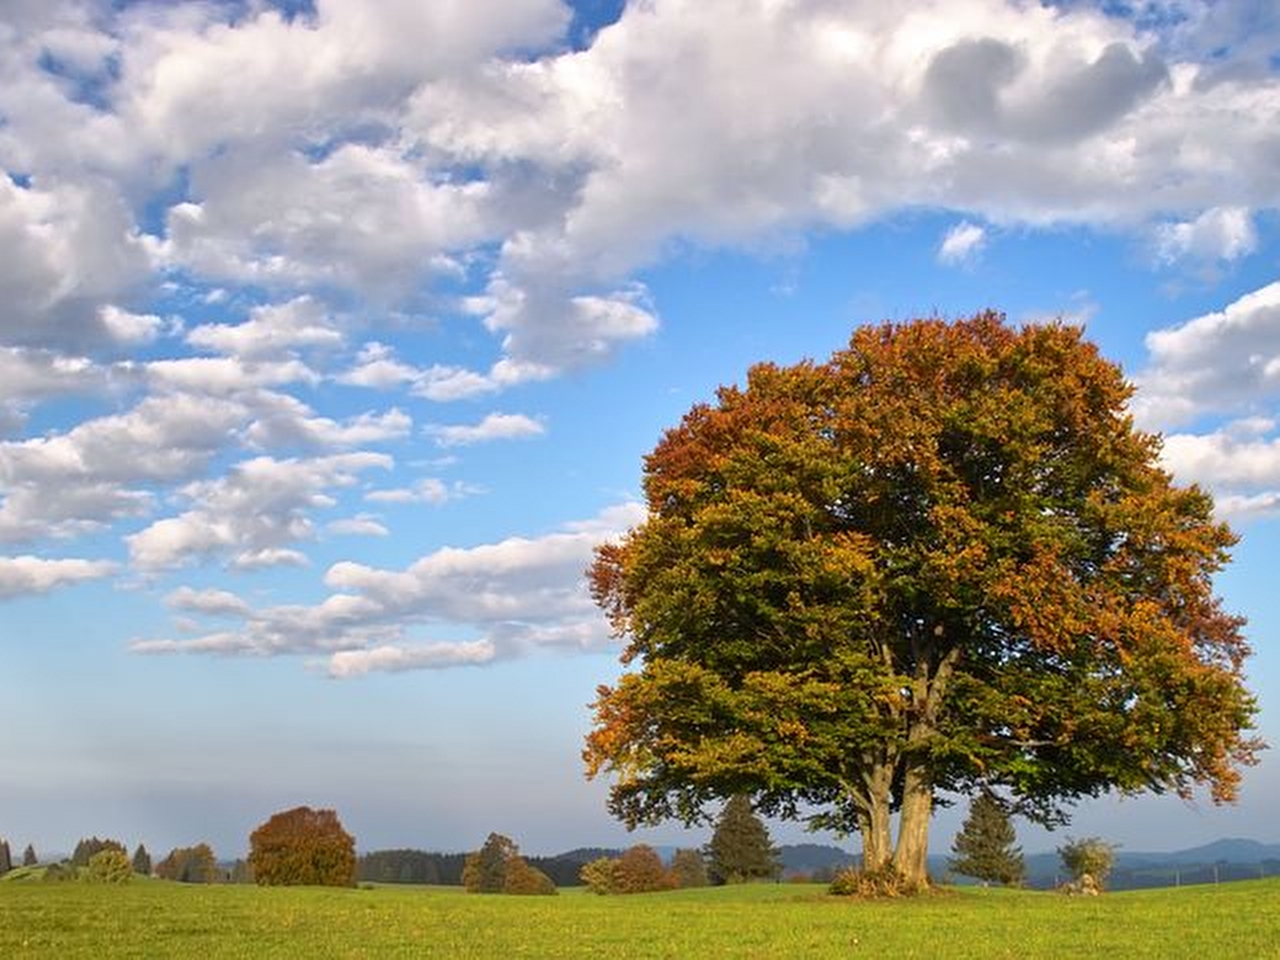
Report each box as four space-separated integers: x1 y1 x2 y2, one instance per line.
462 833 556 895
248 806 356 887
585 313 1260 891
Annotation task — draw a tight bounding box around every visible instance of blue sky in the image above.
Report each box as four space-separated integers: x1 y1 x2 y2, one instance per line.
2 0 1279 861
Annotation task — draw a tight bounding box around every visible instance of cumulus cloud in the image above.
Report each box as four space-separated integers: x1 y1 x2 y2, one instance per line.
1131 280 1280 430
131 501 646 671
186 297 343 359
0 392 249 541
938 221 987 265
1132 278 1280 522
327 513 390 538
426 412 546 447
242 395 411 450
127 452 391 571
165 586 252 618
99 305 169 345
0 555 117 598
1154 206 1257 265
339 342 558 401
365 478 477 505
327 640 497 678
6 0 1280 381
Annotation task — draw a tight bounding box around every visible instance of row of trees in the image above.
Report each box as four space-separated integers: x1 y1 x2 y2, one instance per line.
580 795 778 894
5 793 1112 895
1 806 356 888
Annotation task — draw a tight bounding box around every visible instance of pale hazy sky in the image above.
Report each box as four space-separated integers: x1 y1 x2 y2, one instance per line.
1 0 1278 859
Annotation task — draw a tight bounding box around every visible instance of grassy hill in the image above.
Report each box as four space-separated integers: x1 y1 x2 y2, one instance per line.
1 875 1277 958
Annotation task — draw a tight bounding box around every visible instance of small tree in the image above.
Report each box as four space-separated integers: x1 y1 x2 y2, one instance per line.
156 844 219 883
614 844 677 893
22 844 37 867
671 848 709 888
580 857 621 894
1058 837 1117 894
705 795 779 885
86 848 133 884
131 843 152 876
949 792 1024 886
462 833 554 895
503 858 557 895
463 833 518 893
249 806 356 887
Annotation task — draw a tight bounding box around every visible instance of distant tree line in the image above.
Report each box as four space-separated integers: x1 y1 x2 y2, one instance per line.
355 847 608 888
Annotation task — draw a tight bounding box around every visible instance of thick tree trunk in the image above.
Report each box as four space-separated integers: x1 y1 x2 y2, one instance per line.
893 760 933 889
857 756 895 872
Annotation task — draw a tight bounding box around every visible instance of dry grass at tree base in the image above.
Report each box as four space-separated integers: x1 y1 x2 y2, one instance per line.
2 876 1279 958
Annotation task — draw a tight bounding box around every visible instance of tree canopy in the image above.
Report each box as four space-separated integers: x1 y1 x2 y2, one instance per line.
585 313 1259 890
248 806 356 887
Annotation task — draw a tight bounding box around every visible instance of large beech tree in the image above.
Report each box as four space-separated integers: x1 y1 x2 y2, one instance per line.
585 313 1259 891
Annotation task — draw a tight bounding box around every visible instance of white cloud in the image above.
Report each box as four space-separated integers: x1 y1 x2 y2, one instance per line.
99 305 168 345
339 342 558 401
426 412 546 447
1158 423 1280 521
327 513 390 538
186 297 343 359
0 347 104 433
365 478 476 505
1132 279 1280 430
0 555 117 598
1154 206 1257 265
938 221 987 265
338 342 425 391
5 0 1279 387
0 176 151 350
142 356 319 395
327 640 497 678
242 394 411 450
165 586 251 618
130 501 643 669
126 452 391 571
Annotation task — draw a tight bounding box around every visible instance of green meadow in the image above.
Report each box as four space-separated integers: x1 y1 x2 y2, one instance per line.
2 877 1278 959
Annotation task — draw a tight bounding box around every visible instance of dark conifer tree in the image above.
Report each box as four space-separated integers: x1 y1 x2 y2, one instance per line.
22 843 37 867
132 843 152 876
705 795 779 884
949 791 1024 886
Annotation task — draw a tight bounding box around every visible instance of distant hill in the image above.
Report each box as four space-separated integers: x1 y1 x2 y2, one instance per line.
776 843 858 879
1019 838 1280 890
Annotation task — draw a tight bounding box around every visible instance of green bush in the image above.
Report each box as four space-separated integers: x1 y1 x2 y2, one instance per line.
86 849 133 884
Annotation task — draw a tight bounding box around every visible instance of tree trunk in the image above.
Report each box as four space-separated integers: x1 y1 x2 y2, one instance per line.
857 757 894 872
893 759 933 889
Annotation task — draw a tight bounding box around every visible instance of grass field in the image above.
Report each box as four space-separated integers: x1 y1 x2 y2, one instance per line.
2 877 1277 958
